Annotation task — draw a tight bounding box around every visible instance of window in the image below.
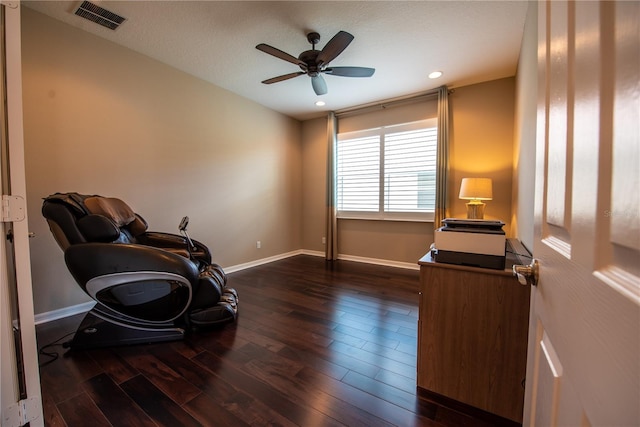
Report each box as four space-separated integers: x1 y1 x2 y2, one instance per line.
337 118 437 221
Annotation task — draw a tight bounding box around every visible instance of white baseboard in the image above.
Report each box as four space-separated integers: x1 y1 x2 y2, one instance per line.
34 301 95 325
223 249 308 273
299 249 325 258
337 254 420 271
225 249 418 272
35 250 417 324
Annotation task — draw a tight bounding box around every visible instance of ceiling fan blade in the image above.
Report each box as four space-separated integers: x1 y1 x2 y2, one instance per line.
324 67 375 77
316 31 354 66
311 75 327 95
256 43 306 68
262 72 305 84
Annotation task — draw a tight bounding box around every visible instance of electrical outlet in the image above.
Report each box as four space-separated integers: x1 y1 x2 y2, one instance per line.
256 241 261 249
322 237 326 245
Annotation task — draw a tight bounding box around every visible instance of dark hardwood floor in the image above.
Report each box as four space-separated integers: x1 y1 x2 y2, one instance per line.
36 255 509 427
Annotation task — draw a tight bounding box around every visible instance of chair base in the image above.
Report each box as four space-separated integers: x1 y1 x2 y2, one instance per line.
71 308 185 350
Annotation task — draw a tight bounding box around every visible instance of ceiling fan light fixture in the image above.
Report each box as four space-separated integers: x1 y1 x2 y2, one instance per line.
429 71 443 79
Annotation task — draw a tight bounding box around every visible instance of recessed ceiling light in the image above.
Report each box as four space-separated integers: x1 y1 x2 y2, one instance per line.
428 71 443 79
315 101 326 107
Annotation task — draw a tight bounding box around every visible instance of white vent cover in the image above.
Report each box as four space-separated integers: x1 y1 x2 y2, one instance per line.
74 1 126 30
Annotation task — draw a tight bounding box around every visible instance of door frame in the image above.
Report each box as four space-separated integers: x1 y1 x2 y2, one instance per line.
1 2 43 426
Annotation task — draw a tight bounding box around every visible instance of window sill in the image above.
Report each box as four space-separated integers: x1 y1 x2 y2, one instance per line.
337 216 434 223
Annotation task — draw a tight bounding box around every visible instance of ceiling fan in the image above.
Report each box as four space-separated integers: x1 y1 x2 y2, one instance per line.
256 31 375 96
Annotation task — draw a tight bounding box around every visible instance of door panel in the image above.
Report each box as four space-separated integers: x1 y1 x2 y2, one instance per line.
532 330 563 427
525 1 639 426
610 1 640 254
546 0 570 231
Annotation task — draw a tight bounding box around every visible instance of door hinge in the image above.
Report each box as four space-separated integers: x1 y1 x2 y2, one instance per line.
1 195 25 222
1 396 41 427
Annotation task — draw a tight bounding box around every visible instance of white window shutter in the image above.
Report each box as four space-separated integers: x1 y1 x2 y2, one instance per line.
337 119 437 221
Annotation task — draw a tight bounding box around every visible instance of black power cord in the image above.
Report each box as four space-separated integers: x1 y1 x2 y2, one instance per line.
38 331 75 367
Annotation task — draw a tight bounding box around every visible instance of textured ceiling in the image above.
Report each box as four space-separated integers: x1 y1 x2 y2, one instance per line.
23 1 528 121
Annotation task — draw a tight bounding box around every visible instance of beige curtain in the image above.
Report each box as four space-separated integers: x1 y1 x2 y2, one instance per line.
434 85 450 230
325 112 338 260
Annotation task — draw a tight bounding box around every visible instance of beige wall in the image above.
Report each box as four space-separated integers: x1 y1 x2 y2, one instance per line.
22 8 302 315
512 1 538 250
301 78 516 265
337 219 433 264
448 78 516 232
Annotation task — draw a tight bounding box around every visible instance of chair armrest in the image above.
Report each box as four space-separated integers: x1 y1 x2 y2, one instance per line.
64 243 200 287
137 232 212 264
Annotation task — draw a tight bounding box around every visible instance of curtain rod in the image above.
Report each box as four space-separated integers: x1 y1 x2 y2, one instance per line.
334 86 449 118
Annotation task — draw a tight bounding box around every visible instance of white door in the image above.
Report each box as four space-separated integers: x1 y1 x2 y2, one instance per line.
523 1 639 426
0 2 43 426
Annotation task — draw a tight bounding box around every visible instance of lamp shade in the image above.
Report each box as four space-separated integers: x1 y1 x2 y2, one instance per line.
459 178 493 201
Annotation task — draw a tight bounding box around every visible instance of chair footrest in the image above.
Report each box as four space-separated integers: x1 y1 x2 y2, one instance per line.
189 288 238 328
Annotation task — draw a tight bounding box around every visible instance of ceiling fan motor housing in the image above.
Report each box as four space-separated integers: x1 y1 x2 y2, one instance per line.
299 50 321 75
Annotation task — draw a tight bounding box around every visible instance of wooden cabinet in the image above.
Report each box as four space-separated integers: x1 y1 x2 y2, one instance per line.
417 246 530 423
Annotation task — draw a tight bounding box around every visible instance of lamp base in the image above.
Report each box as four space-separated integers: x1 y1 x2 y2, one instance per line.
466 202 486 219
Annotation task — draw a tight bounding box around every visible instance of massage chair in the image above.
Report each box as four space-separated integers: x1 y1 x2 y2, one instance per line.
41 192 238 349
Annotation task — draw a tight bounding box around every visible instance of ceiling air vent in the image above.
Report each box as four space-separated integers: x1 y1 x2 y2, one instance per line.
74 1 126 30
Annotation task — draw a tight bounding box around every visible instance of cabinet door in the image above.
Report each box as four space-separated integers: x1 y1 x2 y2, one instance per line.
418 265 530 422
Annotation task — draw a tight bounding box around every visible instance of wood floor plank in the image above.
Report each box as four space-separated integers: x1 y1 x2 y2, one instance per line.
269 311 365 348
372 324 419 344
167 337 206 359
81 373 156 427
56 392 112 427
339 310 406 333
153 339 298 426
342 369 419 411
333 323 401 349
40 392 66 427
250 309 337 338
397 341 418 357
249 361 395 427
295 366 440 427
328 339 416 379
120 374 201 427
374 367 418 394
228 342 396 427
362 340 418 366
193 350 344 427
256 324 382 378
86 347 138 384
151 343 233 394
243 282 338 314
115 345 202 405
38 350 102 404
277 344 349 381
183 392 250 427
225 323 288 353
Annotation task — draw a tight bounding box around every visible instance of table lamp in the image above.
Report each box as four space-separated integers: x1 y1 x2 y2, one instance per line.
459 177 493 219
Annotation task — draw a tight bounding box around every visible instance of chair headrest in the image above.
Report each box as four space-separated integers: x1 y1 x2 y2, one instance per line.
42 192 149 248
84 196 135 227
